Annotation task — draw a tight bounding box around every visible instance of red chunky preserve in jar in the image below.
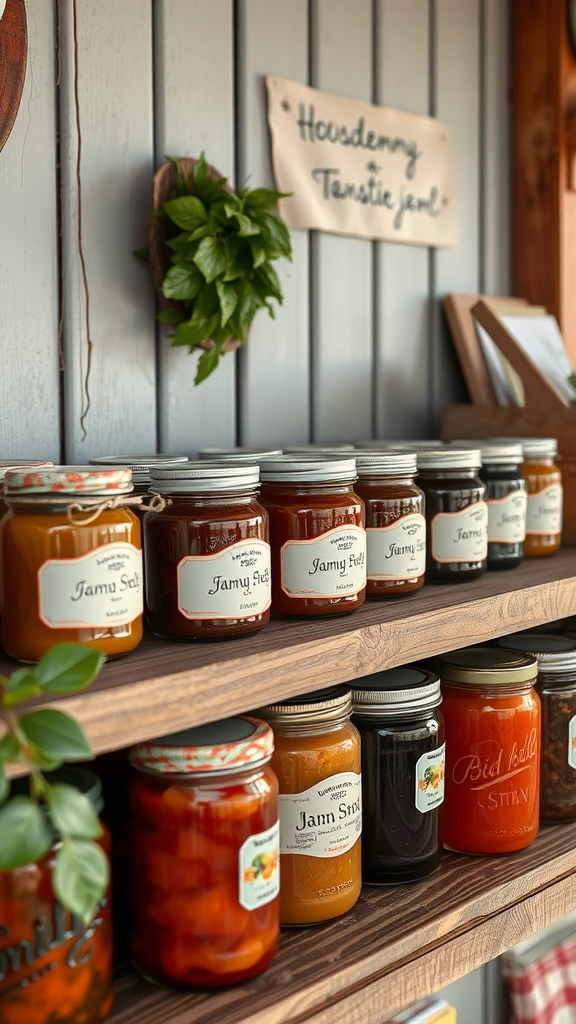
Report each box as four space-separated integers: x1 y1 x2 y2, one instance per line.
128 718 280 988
0 769 112 1024
259 457 366 617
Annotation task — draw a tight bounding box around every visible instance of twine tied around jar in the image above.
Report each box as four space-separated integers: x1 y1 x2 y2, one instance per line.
67 494 145 525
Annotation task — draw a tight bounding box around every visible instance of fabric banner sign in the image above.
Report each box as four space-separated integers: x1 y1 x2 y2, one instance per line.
266 76 460 248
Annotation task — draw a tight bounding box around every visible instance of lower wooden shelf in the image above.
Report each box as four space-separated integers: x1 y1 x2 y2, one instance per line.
109 822 576 1024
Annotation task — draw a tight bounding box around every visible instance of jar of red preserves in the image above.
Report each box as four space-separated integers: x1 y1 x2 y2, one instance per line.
258 457 366 617
0 768 112 1024
128 717 280 988
439 647 540 854
143 463 271 640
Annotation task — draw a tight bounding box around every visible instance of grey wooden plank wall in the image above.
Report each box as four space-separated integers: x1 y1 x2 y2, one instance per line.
0 0 511 461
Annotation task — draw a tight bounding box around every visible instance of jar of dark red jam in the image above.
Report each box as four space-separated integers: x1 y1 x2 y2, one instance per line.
258 457 366 617
354 450 425 597
144 463 271 640
416 448 487 582
352 667 444 884
90 455 189 516
128 717 280 988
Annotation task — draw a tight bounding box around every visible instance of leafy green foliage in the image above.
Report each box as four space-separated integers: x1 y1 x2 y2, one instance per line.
54 836 109 924
159 152 293 384
0 797 53 868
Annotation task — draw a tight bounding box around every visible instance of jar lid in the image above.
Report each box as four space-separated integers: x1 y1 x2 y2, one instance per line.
149 461 259 493
416 447 482 470
354 451 418 476
198 447 282 462
438 647 538 685
352 667 441 715
4 466 133 495
129 716 274 774
355 439 444 449
90 454 189 483
282 443 354 453
490 437 558 459
449 440 524 464
0 460 53 481
255 684 352 724
495 633 576 674
259 456 357 483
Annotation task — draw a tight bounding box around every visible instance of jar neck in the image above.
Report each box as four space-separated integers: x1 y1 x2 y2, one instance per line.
260 481 357 496
442 680 535 697
152 488 259 505
266 714 352 737
418 468 478 480
523 456 555 467
357 473 416 485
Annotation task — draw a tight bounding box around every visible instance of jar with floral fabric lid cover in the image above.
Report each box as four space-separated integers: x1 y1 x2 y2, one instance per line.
0 460 53 520
0 466 143 661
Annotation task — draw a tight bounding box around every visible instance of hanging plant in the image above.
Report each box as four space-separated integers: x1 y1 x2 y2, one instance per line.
144 153 293 385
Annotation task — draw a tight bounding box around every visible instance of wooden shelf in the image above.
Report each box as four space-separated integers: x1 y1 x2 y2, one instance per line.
108 822 576 1024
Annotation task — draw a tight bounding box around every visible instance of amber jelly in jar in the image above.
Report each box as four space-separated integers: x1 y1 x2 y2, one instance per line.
416 447 487 582
493 438 562 557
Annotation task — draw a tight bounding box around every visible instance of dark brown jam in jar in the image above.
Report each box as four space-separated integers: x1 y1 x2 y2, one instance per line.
144 463 271 640
416 447 487 582
258 457 366 617
354 451 425 597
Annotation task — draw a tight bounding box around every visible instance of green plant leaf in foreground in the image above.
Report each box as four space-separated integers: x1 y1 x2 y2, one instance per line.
20 709 93 763
2 667 41 705
0 733 20 762
47 783 103 840
195 345 222 386
163 195 208 232
53 836 109 924
34 644 105 695
0 796 53 868
0 763 8 805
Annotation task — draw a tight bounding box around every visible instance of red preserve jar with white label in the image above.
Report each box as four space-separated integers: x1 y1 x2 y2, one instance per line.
0 466 143 661
258 457 366 616
143 463 271 640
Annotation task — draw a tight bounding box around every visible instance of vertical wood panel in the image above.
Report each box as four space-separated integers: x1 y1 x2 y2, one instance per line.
483 0 511 297
236 0 310 446
154 0 236 454
0 0 60 460
60 0 156 462
310 0 374 443
374 0 430 439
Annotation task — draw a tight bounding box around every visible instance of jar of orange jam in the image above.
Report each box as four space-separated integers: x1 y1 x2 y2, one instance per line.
128 717 280 988
0 467 143 661
492 438 562 556
258 457 366 617
439 648 540 854
0 767 113 1024
255 686 362 925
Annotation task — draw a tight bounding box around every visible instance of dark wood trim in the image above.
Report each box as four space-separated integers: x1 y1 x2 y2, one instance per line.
0 0 27 154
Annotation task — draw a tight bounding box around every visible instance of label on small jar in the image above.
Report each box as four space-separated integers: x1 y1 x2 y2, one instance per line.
366 513 426 580
280 527 366 598
487 490 527 544
38 543 143 628
277 771 362 858
415 744 445 813
238 821 280 910
177 539 271 619
526 485 563 534
568 717 576 769
431 503 488 563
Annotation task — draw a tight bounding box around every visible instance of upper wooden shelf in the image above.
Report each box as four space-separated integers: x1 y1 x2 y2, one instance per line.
4 549 576 775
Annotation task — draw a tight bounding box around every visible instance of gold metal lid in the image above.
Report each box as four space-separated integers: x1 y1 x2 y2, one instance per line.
254 684 352 724
438 646 538 685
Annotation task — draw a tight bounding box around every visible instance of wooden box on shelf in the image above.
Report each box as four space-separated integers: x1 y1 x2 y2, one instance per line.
442 297 576 544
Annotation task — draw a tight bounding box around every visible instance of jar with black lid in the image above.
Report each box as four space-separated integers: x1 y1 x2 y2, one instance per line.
497 633 576 822
416 447 488 582
352 667 444 884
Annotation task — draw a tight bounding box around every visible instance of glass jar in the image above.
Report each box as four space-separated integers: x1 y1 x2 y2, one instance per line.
89 454 189 518
143 463 271 640
352 667 444 884
198 447 283 461
0 767 113 1024
492 438 562 556
0 467 143 661
416 448 488 582
354 451 426 597
128 717 280 988
254 686 361 925
0 461 53 521
258 456 366 617
439 647 540 854
496 633 576 823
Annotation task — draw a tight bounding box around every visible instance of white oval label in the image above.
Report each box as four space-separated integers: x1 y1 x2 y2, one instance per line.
431 502 488 563
239 822 280 911
278 772 362 858
526 484 563 534
366 512 426 580
487 489 527 544
415 744 445 813
568 716 576 770
280 526 366 598
38 543 143 628
177 539 271 619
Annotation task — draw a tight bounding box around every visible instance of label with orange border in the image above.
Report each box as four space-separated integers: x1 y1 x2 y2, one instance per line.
431 503 487 563
38 543 143 628
280 526 366 598
526 485 563 535
487 490 527 544
177 540 271 619
366 513 426 580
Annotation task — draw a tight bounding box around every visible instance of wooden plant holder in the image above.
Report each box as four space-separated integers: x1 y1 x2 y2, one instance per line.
442 298 576 544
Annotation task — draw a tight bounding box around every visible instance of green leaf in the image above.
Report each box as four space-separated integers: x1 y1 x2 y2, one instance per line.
163 196 208 232
2 668 41 706
0 733 21 762
0 763 8 806
188 224 212 242
157 308 185 325
193 237 228 283
254 211 293 259
35 644 104 695
223 209 260 237
170 315 218 350
193 151 211 193
133 247 150 261
195 346 222 386
215 279 238 327
248 236 268 269
256 263 283 303
47 783 103 840
0 796 53 868
20 709 93 763
53 836 109 925
243 187 288 211
166 234 193 253
162 264 202 302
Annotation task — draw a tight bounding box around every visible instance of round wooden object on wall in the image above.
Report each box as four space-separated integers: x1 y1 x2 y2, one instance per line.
0 0 27 155
149 157 241 354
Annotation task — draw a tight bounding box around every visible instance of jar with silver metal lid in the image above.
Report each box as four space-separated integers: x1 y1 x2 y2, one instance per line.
497 633 576 822
352 667 444 884
198 447 283 462
491 437 562 556
143 462 271 640
282 444 354 453
90 454 189 513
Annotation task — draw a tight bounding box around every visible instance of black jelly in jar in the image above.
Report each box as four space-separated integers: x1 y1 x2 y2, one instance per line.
352 667 445 884
416 447 487 582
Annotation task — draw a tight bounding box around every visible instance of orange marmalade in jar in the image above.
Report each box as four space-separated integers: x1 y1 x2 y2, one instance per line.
514 438 562 556
128 717 280 988
0 467 143 661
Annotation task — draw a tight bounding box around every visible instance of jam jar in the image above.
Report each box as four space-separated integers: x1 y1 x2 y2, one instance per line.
0 461 53 521
254 686 362 925
416 447 488 582
198 447 283 461
282 444 354 454
128 717 280 988
496 633 576 822
354 450 426 597
89 454 189 517
451 441 526 569
518 439 562 556
0 466 143 661
439 647 540 854
258 456 366 617
0 767 113 1024
352 667 444 884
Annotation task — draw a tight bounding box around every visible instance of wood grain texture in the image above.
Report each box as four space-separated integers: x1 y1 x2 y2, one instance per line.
5 550 576 774
106 823 576 1024
0 0 26 153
